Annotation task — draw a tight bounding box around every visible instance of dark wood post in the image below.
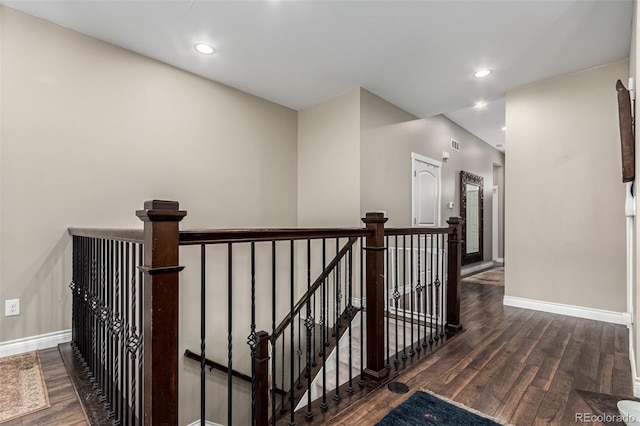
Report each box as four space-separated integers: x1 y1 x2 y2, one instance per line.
255 331 270 426
136 200 186 426
446 217 463 335
361 212 388 381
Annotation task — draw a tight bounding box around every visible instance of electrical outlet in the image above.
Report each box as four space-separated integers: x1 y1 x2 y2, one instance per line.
5 299 19 316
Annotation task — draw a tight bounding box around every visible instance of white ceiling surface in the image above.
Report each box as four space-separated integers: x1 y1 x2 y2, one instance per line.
445 98 506 151
2 0 633 150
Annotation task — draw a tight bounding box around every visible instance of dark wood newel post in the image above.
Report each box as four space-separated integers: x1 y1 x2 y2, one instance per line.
361 212 388 381
136 200 187 426
446 217 463 335
255 331 270 426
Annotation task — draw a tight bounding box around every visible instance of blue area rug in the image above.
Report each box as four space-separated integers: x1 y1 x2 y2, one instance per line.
376 390 507 426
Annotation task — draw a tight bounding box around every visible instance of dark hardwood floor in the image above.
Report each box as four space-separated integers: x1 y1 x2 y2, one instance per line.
3 347 87 425
328 282 634 425
6 281 632 425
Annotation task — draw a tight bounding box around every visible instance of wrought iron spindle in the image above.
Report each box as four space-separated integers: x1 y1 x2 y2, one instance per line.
416 234 422 354
428 234 434 346
359 237 365 388
385 235 390 368
439 235 446 339
320 238 328 412
91 238 98 390
289 240 295 426
305 239 313 421
347 245 354 394
248 242 257 426
297 312 302 390
402 235 407 361
434 235 440 342
121 242 129 426
333 239 341 403
101 239 108 402
230 237 240 417
393 235 399 368
125 244 132 426
409 235 415 357
271 241 277 425
201 244 206 426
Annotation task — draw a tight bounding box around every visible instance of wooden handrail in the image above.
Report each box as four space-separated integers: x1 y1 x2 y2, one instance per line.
385 227 454 236
272 237 358 340
68 228 144 243
179 228 371 245
184 349 252 383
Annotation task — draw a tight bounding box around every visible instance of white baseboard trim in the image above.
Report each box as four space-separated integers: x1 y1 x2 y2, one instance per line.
0 329 72 358
461 261 494 276
494 258 504 264
186 420 223 426
503 296 629 326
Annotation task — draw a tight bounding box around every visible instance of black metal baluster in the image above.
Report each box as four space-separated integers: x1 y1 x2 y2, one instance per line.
137 244 144 425
440 235 447 339
120 243 129 426
100 240 107 402
425 234 430 348
227 243 235 424
271 241 277 425
347 245 354 394
280 330 285 416
297 311 302 390
320 239 328 412
402 235 407 361
333 239 341 403
129 243 137 426
106 241 113 418
434 235 440 342
289 240 296 426
385 235 390 368
305 239 313 421
416 234 422 354
249 242 257 426
89 238 97 389
201 244 206 426
112 241 123 424
124 245 132 426
358 237 365 388
84 237 90 365
393 235 399 368
428 234 434 346
106 241 116 418
409 235 415 357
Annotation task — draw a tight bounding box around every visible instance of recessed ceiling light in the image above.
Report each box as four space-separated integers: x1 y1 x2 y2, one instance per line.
194 43 216 55
474 101 487 109
473 69 493 78
501 126 507 131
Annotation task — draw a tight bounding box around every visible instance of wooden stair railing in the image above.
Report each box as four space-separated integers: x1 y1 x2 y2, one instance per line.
67 201 464 426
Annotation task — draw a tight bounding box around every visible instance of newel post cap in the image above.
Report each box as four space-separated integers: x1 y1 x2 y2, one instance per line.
362 212 388 224
136 199 187 222
446 216 463 226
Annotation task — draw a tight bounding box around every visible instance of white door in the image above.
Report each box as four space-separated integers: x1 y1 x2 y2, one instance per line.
412 153 442 227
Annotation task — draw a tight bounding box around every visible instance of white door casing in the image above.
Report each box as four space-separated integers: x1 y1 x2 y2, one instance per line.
493 185 499 261
411 153 442 227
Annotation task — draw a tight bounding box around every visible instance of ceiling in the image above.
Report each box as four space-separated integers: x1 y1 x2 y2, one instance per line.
2 0 633 151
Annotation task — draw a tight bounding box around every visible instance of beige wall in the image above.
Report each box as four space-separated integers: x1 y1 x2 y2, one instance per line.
360 89 505 262
0 6 297 341
297 88 361 226
505 60 628 312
